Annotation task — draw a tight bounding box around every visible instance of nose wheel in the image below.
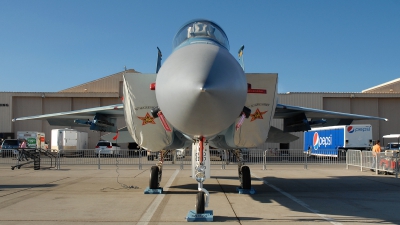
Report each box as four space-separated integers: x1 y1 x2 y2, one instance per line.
196 191 205 214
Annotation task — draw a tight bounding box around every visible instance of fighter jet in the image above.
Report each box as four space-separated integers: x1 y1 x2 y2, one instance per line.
13 19 387 215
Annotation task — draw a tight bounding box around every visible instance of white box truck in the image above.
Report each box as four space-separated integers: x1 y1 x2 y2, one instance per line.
17 131 46 149
304 124 373 157
51 129 88 156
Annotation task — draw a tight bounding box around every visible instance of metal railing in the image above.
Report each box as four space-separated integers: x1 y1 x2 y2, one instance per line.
1 148 349 170
346 150 399 178
3 148 398 179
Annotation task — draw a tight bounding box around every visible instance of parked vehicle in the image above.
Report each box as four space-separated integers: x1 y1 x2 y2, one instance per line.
304 124 373 157
176 148 185 159
128 142 145 156
0 139 19 158
216 149 248 162
16 131 46 149
147 150 158 161
51 129 88 156
147 150 172 161
385 142 400 150
94 141 121 156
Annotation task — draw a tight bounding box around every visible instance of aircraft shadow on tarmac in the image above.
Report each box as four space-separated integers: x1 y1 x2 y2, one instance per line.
169 174 400 224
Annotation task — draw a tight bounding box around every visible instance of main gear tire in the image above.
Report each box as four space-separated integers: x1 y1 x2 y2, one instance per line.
240 166 251 189
149 166 159 189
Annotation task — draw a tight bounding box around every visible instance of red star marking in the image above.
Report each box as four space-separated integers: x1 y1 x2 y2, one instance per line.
250 108 267 121
138 112 156 125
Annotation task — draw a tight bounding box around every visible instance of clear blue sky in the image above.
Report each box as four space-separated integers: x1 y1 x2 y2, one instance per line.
1 0 399 93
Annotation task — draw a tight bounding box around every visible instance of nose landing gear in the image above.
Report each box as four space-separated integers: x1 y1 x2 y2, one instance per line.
186 137 214 222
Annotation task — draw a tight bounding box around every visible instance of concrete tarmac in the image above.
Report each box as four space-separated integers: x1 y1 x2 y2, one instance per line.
0 164 399 224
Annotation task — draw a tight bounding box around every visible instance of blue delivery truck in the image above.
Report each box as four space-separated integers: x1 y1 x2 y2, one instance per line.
304 124 373 157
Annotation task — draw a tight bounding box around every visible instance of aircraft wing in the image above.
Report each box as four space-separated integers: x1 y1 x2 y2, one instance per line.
101 127 136 143
12 104 124 132
274 103 388 132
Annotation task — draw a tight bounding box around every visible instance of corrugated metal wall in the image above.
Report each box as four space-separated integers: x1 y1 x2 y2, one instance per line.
0 93 12 133
378 98 400 144
13 97 44 133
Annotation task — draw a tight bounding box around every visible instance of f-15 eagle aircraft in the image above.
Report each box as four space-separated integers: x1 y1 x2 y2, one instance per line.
13 19 387 215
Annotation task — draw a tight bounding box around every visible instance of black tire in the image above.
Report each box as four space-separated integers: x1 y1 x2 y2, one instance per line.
196 191 205 214
241 166 251 189
149 166 159 189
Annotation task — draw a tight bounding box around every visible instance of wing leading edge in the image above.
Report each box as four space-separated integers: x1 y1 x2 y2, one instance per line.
275 103 388 132
12 104 124 132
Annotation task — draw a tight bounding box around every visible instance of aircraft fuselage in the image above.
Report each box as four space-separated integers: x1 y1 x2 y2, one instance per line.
155 20 247 138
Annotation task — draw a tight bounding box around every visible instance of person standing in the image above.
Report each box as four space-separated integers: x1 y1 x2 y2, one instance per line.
19 139 28 161
20 140 27 148
371 140 382 171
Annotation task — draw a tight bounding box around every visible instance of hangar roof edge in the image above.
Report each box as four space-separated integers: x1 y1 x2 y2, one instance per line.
362 78 400 93
59 69 139 92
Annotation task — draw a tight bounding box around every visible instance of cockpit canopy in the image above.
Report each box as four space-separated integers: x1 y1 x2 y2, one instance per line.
173 19 230 50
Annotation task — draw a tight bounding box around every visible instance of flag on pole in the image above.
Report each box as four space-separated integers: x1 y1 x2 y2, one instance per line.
113 131 119 140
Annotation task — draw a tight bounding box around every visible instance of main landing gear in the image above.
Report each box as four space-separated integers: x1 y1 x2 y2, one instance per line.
146 150 170 194
232 149 251 189
233 149 254 194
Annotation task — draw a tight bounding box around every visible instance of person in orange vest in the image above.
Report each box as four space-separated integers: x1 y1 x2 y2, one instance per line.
371 140 382 171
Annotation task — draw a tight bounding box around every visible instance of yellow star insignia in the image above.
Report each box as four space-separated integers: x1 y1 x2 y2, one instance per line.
138 112 156 125
250 108 267 121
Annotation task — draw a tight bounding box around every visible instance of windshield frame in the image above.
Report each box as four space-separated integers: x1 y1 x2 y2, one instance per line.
173 19 230 50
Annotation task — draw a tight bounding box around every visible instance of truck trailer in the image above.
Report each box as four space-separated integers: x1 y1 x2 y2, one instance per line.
51 129 88 156
16 131 46 149
303 124 373 157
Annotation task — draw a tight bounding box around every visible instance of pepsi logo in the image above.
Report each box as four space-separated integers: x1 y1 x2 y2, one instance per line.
347 126 354 133
313 132 319 150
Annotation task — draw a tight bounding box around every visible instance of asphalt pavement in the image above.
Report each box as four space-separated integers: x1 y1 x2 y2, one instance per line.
1 164 399 224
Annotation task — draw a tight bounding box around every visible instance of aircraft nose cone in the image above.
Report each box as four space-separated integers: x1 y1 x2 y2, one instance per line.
156 44 247 137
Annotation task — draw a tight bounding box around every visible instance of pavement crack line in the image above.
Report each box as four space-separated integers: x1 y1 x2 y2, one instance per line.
137 169 179 225
252 172 343 225
216 177 243 225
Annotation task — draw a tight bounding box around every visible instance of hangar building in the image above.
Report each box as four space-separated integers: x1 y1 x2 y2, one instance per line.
1 69 400 149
